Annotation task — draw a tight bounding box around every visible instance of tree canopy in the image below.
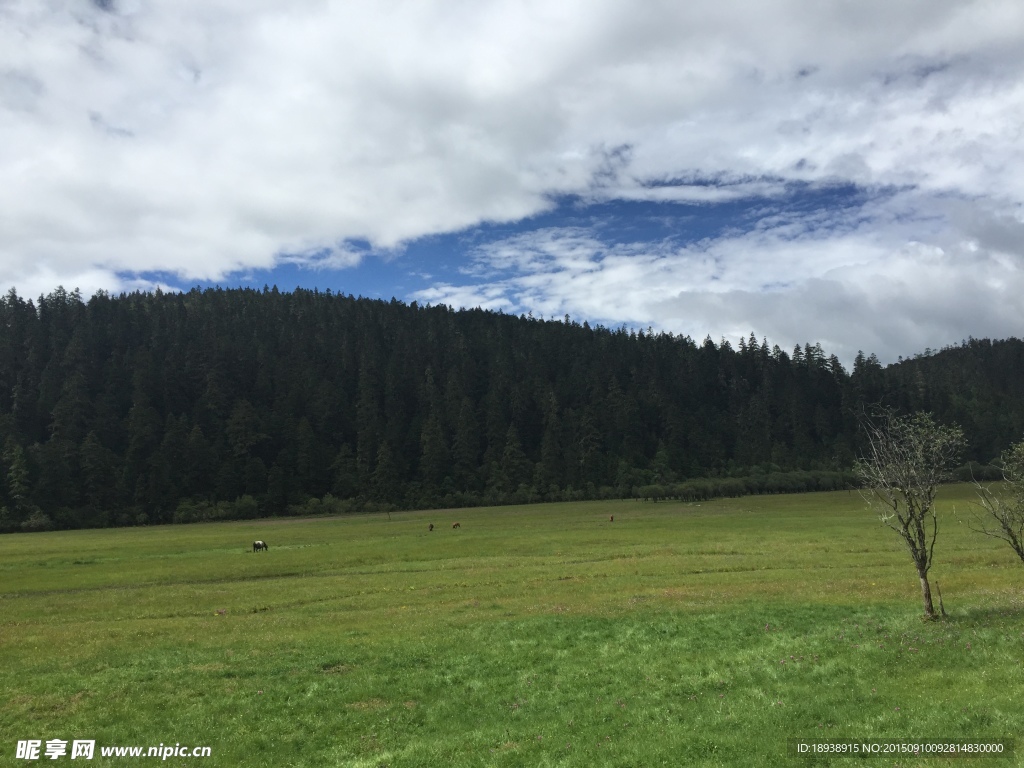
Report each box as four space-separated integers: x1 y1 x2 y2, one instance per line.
1 286 1021 531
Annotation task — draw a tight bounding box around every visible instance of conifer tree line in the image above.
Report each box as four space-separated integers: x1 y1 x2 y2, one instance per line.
1 286 1022 531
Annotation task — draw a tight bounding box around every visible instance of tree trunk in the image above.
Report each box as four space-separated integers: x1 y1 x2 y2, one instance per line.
919 574 935 618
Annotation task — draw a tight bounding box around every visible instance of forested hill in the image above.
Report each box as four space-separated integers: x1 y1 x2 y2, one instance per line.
1 286 1023 531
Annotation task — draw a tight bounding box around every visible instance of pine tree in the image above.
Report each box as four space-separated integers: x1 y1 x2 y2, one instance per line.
330 445 359 499
452 398 481 488
419 412 450 488
2 438 35 529
373 441 399 506
538 394 563 489
79 431 119 524
499 425 531 494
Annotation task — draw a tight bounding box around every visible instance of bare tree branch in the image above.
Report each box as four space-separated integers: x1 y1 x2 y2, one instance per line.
855 408 964 619
968 441 1024 564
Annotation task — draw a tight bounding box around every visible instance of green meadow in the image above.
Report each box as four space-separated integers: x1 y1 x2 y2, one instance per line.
1 486 1022 767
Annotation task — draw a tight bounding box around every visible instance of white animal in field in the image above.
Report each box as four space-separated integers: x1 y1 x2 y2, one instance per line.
253 540 268 552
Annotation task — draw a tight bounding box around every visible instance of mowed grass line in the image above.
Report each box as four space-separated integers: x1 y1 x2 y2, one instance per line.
1 486 1022 766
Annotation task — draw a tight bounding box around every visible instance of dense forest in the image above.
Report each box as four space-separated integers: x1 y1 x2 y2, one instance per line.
1 286 1023 532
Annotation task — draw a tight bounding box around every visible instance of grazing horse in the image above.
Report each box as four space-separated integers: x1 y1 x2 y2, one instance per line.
253 540 268 552
429 523 434 531
452 522 461 529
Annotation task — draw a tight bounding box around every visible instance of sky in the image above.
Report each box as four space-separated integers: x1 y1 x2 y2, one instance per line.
3 0 1024 365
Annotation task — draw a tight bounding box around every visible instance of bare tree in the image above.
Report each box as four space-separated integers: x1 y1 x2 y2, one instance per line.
855 410 965 619
970 441 1024 564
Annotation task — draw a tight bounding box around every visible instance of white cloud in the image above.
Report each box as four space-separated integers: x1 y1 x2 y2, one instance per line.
412 188 1024 365
2 0 1023 361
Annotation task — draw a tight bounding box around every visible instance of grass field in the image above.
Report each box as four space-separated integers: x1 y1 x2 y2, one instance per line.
1 485 1023 766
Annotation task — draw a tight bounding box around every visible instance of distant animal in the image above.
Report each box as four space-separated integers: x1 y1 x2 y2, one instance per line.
452 522 461 529
609 515 614 522
429 523 434 531
253 540 268 552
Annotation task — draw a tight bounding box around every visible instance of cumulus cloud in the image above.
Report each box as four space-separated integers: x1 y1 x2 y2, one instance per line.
2 0 1023 360
413 187 1024 364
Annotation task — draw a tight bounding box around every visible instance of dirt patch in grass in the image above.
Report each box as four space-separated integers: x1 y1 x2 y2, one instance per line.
11 690 91 716
347 698 388 710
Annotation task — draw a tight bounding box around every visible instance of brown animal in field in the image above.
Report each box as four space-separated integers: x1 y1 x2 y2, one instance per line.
609 515 614 522
452 522 461 529
429 523 434 531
